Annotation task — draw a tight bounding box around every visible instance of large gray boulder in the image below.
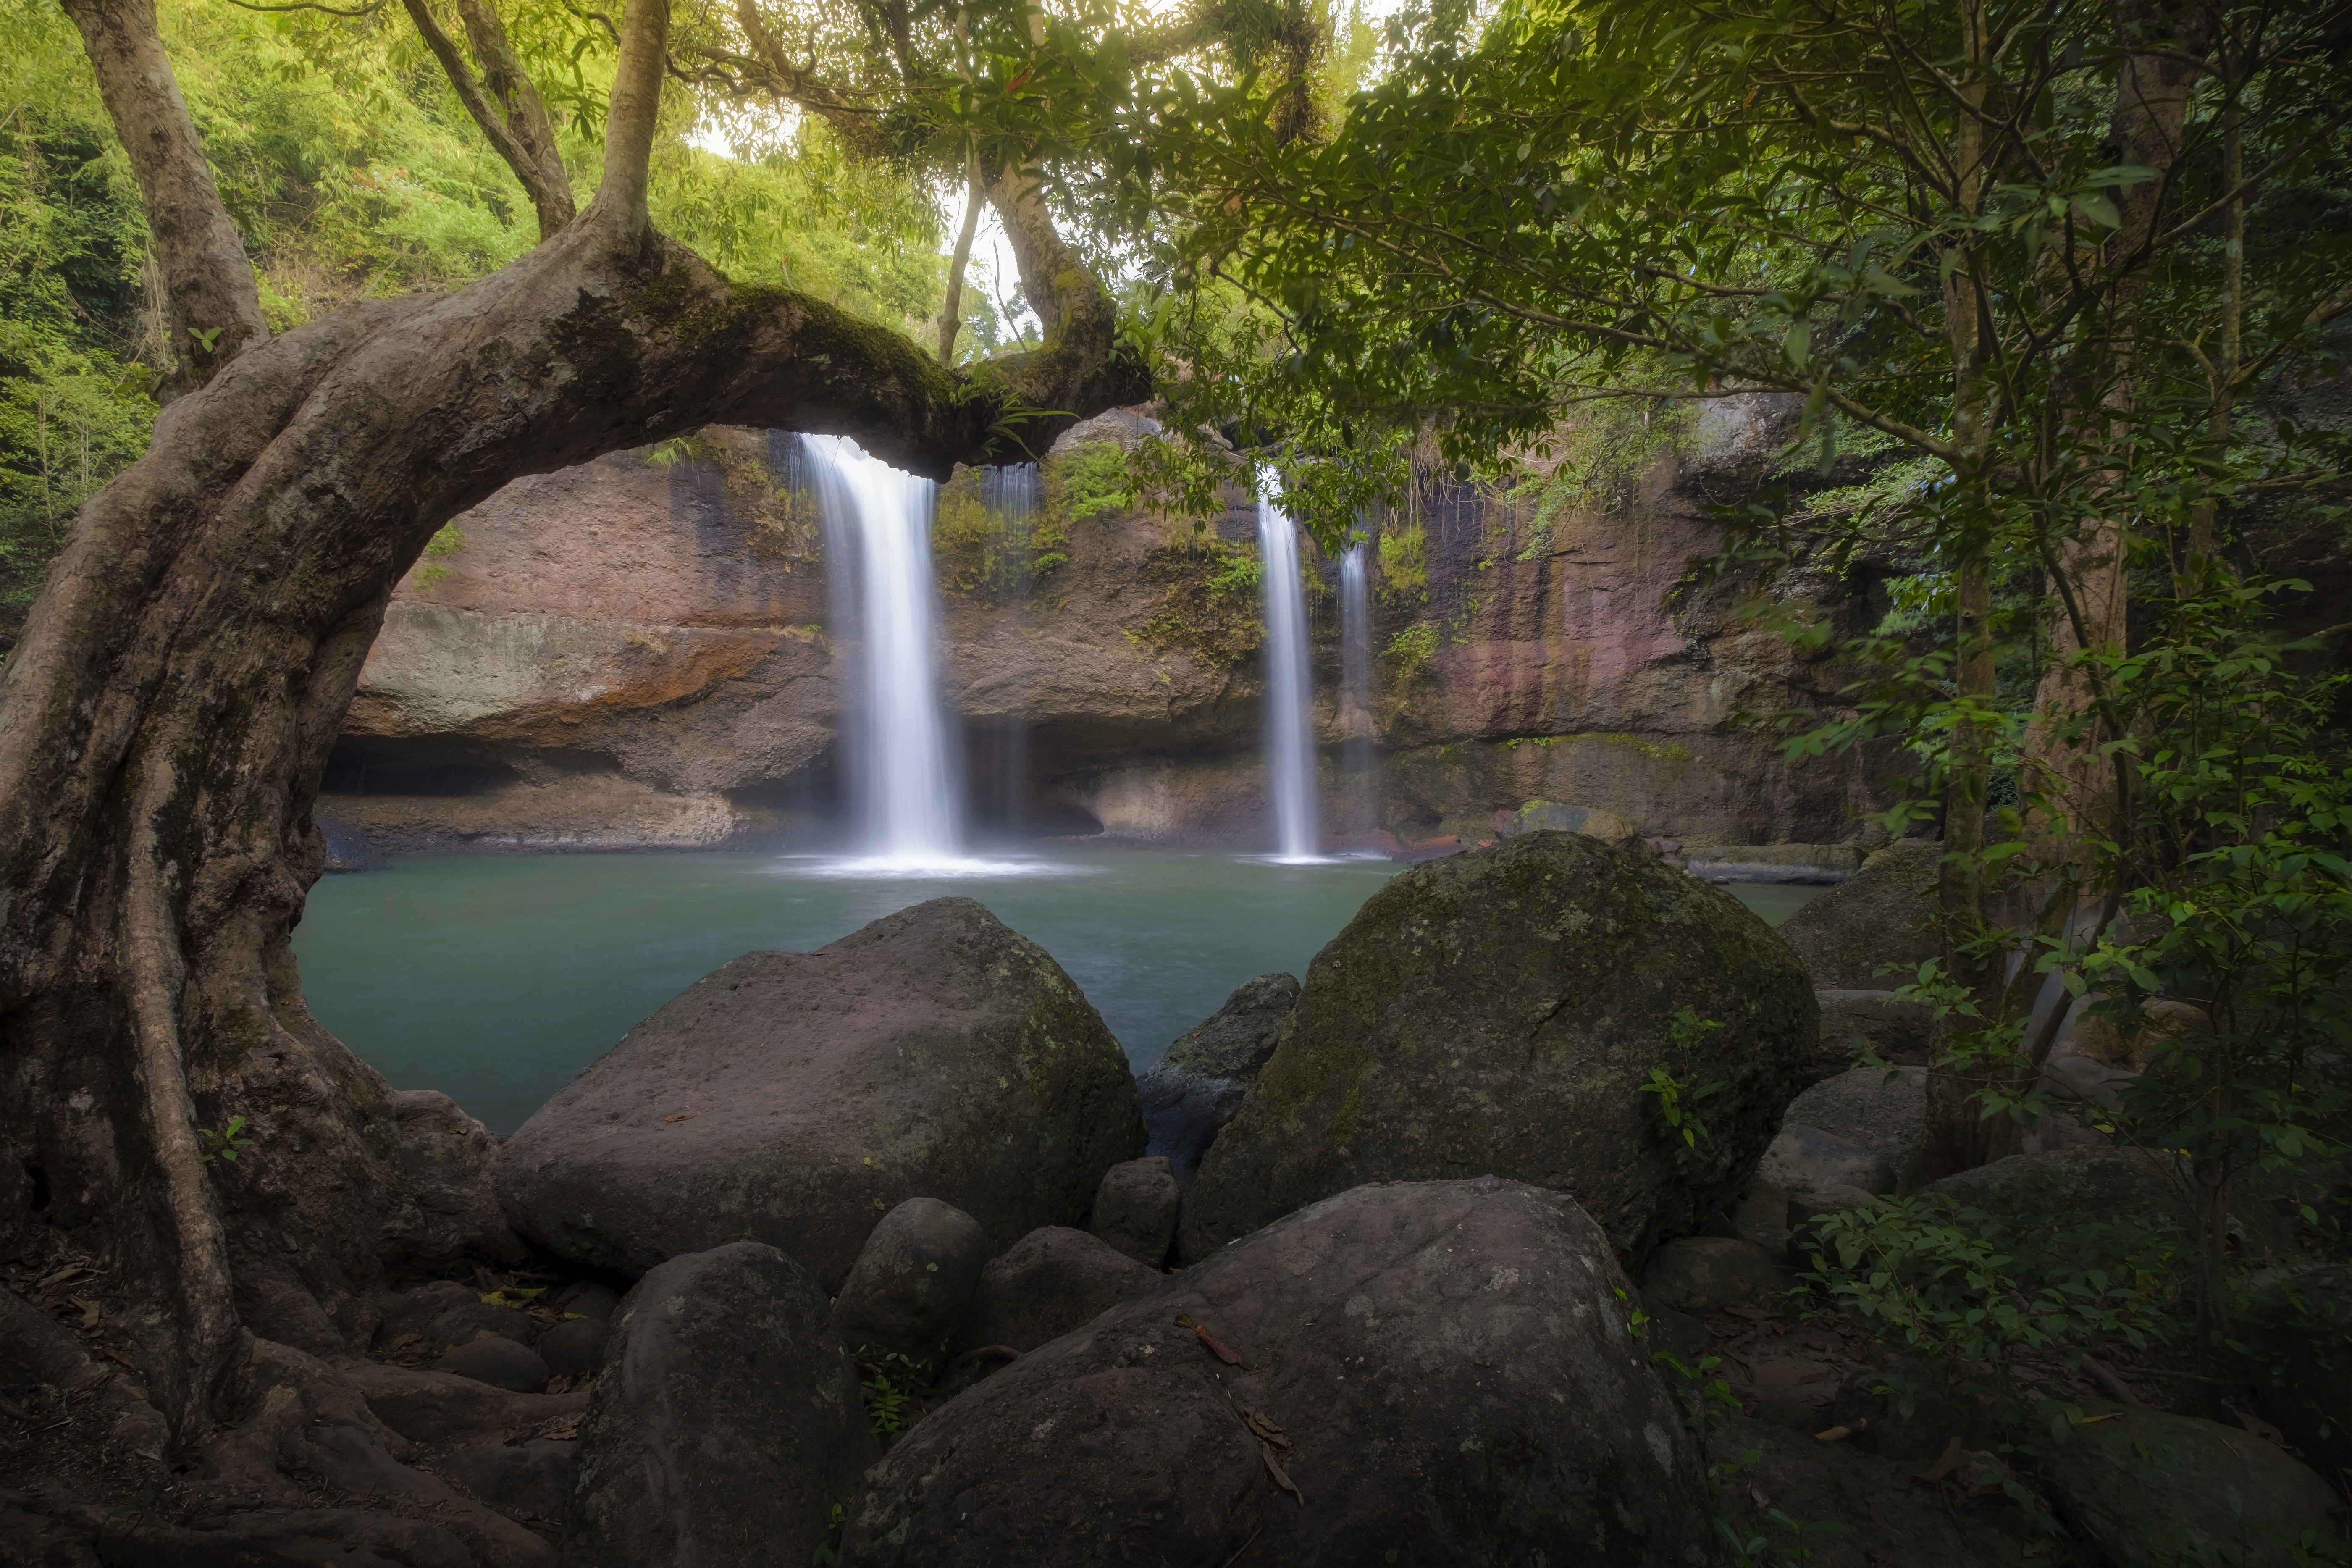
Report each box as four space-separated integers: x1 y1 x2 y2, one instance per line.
565 1242 873 1568
1774 838 1941 988
845 1179 1713 1567
1782 1064 1925 1172
2036 1404 2346 1567
497 898 1145 1288
1161 973 1299 1083
830 1197 991 1355
1181 832 1816 1263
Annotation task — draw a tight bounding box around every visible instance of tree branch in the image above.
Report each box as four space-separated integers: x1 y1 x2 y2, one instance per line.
401 0 575 239
59 0 267 397
453 0 575 234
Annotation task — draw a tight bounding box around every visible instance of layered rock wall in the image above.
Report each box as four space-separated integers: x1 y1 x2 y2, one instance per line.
323 407 1893 851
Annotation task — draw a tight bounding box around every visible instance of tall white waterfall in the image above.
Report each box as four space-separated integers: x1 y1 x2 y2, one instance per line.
804 435 965 867
1256 479 1322 861
1339 540 1373 831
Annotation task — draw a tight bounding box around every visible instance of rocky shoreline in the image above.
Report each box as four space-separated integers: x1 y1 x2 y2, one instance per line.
5 831 2341 1565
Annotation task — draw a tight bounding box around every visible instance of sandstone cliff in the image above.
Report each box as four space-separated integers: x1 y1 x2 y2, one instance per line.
323 405 1891 853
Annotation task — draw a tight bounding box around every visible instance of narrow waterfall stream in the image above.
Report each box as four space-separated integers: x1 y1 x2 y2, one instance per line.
803 435 966 867
1256 481 1323 861
1339 540 1373 833
981 462 1040 834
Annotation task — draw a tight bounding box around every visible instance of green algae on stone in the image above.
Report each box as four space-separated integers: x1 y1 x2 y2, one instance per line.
1179 831 1816 1263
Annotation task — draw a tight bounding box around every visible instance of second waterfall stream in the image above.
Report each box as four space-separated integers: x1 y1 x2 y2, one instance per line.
1256 476 1323 862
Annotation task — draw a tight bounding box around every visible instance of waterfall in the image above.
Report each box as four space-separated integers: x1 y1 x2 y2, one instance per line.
1256 479 1322 861
1339 540 1373 833
803 435 965 867
982 463 1039 835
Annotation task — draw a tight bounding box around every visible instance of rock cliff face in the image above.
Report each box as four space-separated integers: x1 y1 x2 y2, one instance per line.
323 405 1890 851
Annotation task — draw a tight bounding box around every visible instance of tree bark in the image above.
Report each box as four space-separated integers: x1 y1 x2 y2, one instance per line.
0 0 1142 1445
59 0 269 395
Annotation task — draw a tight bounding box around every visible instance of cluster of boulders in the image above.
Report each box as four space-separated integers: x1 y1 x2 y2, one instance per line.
15 828 2345 1565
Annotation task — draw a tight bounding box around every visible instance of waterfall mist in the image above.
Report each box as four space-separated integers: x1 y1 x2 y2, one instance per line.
804 435 966 867
1256 481 1323 861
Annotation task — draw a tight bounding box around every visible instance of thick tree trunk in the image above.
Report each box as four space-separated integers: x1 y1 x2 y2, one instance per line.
0 0 1141 1447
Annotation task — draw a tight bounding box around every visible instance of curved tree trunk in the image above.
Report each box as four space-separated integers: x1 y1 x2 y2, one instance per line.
0 0 1142 1446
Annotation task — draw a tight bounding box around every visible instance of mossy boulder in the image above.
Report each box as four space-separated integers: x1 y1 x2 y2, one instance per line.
1179 832 1816 1263
497 898 1146 1290
1775 838 1942 988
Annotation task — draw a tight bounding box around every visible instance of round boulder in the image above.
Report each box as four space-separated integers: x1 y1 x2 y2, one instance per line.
496 898 1146 1289
846 1179 1712 1567
956 1226 1160 1353
831 1197 991 1355
1181 832 1816 1263
1088 1157 1180 1269
566 1242 874 1567
1161 974 1299 1084
1774 838 1941 989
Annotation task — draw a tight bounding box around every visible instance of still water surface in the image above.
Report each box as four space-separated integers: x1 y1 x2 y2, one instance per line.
294 848 1823 1134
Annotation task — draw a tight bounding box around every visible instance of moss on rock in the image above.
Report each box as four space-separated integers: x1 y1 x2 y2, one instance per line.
1180 831 1817 1263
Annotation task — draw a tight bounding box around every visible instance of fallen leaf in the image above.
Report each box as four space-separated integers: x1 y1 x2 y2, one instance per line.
66 1296 99 1330
1748 1483 1771 1509
536 1413 583 1441
1814 1418 1868 1442
1260 1443 1304 1504
38 1266 91 1290
1192 1322 1245 1367
99 1345 135 1368
2075 1412 2124 1426
661 1114 690 1123
1915 1435 1962 1483
1237 1404 1292 1456
2224 1399 2290 1449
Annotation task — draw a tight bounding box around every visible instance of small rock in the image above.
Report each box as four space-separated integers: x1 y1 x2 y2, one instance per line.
1775 838 1942 987
566 1242 873 1568
1639 1237 1796 1314
433 1335 550 1393
1089 1157 1180 1268
317 815 384 872
2038 1404 2345 1567
1782 1064 1925 1172
830 1197 991 1355
438 1439 575 1521
1134 1066 1245 1184
1756 1123 1898 1197
547 1281 622 1321
533 1316 607 1378
1162 974 1299 1084
957 1227 1159 1353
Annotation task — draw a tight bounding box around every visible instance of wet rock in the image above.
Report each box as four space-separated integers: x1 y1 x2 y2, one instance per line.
439 1439 575 1523
1497 798 1641 846
1134 1066 1245 1184
1162 974 1299 1084
831 1197 991 1355
533 1316 607 1378
847 1179 1714 1568
1639 1237 1797 1315
1814 988 1932 1069
1783 1065 1925 1173
1756 1124 1898 1198
497 898 1146 1290
566 1242 873 1568
1089 1157 1180 1269
317 814 385 872
2037 1404 2345 1567
956 1226 1159 1353
1183 832 1816 1264
1774 838 1941 988
434 1336 550 1393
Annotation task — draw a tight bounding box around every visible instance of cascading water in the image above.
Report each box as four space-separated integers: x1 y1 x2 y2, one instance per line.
1256 478 1323 861
1338 539 1373 832
803 435 965 867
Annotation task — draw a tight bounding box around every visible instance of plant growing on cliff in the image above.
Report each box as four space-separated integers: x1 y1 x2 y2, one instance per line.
407 524 466 591
1045 441 1132 525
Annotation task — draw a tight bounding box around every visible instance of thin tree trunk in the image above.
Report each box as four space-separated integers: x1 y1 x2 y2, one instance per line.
58 0 268 395
0 0 1141 1444
401 0 575 237
940 153 985 365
